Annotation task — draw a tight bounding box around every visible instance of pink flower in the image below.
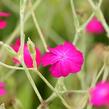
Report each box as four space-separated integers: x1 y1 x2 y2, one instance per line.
86 17 104 34
0 20 7 29
0 82 6 96
42 42 84 78
12 38 41 68
90 82 109 106
0 12 10 30
0 12 10 17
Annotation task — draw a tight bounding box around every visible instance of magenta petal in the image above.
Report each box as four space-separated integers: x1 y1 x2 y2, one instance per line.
12 39 22 64
24 45 41 68
0 12 10 17
12 39 41 68
48 45 64 55
0 89 6 96
90 82 109 106
42 53 58 66
61 60 80 76
50 60 80 78
0 20 7 29
0 82 6 96
11 38 21 52
63 42 76 51
0 82 5 88
24 45 33 68
86 17 104 34
12 57 21 65
49 62 62 78
60 61 72 77
69 52 84 66
15 38 20 46
35 48 41 66
11 45 20 52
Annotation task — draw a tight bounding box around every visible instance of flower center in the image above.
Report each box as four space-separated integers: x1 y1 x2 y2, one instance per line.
58 52 68 61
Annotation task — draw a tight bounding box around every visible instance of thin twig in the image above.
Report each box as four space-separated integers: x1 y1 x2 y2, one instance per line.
0 61 34 70
70 0 80 44
29 0 48 52
91 64 105 87
19 0 43 102
34 70 72 109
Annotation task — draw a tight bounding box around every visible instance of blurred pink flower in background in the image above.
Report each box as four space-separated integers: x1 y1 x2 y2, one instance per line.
90 82 109 106
0 20 7 29
0 82 6 96
0 12 10 29
42 42 84 78
12 38 41 68
86 17 104 34
0 12 10 17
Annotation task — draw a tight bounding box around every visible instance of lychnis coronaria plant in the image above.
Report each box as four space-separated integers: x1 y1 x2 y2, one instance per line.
42 42 84 78
0 0 109 109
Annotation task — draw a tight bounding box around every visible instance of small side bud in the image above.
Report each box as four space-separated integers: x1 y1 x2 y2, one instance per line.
27 37 37 69
27 37 35 55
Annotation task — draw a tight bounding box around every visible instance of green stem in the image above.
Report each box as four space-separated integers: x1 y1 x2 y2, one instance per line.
0 66 18 81
29 0 48 52
0 61 43 102
0 41 17 56
98 0 103 8
81 95 88 109
55 77 67 91
87 104 92 109
20 0 43 103
79 12 95 32
46 93 56 103
0 61 34 71
91 64 105 87
61 90 88 94
70 0 80 44
70 0 95 45
20 0 26 54
102 67 108 82
97 9 109 37
35 70 71 109
70 0 80 30
46 89 88 104
87 65 105 109
22 62 43 102
45 77 67 107
73 32 79 45
88 0 96 9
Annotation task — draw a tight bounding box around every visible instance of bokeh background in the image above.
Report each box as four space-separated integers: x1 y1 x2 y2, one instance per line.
0 0 109 109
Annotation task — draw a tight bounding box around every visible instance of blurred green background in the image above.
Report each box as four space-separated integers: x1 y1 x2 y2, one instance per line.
0 0 109 109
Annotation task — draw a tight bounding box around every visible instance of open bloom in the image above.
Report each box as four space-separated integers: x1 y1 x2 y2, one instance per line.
12 38 41 68
0 12 10 29
86 17 104 34
90 82 109 106
0 82 6 96
42 42 84 78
